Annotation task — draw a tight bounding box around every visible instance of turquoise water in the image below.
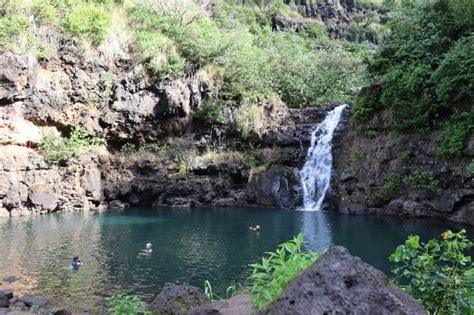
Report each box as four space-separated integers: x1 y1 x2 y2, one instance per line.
0 208 471 310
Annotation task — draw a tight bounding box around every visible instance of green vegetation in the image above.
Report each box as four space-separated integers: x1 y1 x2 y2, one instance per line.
0 0 114 53
354 150 366 161
237 103 265 139
363 128 378 138
106 293 150 315
64 3 112 45
383 173 400 195
204 280 243 302
468 160 474 175
39 127 105 165
249 233 319 309
437 112 474 158
203 231 473 313
127 0 368 111
356 0 473 148
195 99 227 125
390 229 474 314
403 169 440 192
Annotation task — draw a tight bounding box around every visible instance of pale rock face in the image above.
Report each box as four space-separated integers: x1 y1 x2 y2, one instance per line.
0 53 36 101
28 183 58 211
0 207 9 217
0 104 42 145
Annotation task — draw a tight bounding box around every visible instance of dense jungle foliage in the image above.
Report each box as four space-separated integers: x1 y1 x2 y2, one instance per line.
354 0 473 157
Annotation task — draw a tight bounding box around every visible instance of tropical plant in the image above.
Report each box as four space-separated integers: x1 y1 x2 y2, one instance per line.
248 233 319 309
403 169 440 192
203 280 244 303
389 229 474 314
195 99 226 125
361 0 473 132
437 112 474 158
39 127 105 165
467 160 474 176
106 293 150 315
64 3 112 45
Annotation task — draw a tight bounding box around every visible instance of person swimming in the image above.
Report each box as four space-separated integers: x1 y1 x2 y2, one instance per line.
249 225 261 232
71 256 82 270
144 243 153 254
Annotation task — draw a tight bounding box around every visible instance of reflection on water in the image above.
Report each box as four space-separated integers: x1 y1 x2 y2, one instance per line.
301 211 332 252
0 208 471 311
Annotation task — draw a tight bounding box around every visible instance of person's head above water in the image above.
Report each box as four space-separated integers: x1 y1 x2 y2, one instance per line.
146 243 152 250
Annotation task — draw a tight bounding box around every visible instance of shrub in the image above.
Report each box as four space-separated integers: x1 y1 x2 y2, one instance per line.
236 103 265 139
389 230 474 314
468 160 474 175
383 173 400 195
221 39 275 102
353 85 382 119
106 294 150 315
354 150 366 161
120 143 136 154
364 128 378 138
39 133 72 165
265 33 366 107
128 0 368 108
363 0 473 131
31 0 59 25
195 99 226 125
177 18 227 66
201 150 244 165
432 35 474 105
0 14 31 51
447 0 474 30
64 3 112 45
437 112 474 158
213 2 270 35
170 161 189 178
66 126 105 149
403 169 439 192
248 233 319 309
39 127 105 165
142 143 170 156
133 31 186 79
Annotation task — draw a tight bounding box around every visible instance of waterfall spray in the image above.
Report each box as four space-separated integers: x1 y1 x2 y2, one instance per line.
299 104 347 211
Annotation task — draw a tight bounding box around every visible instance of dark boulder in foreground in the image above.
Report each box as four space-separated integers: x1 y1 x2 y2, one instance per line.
263 246 425 315
152 283 209 315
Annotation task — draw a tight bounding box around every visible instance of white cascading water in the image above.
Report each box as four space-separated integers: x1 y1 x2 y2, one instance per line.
299 104 347 211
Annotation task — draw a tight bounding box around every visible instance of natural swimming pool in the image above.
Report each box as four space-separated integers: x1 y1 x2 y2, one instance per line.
0 207 471 311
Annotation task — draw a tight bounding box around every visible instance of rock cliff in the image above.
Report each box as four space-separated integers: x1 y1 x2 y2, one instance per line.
331 109 474 225
0 0 471 226
0 42 320 216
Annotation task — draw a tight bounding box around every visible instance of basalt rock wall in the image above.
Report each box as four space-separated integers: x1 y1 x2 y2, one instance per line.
0 41 325 217
331 109 474 225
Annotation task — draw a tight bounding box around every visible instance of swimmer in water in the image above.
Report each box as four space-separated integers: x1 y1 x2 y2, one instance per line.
144 243 153 254
71 256 82 270
249 225 261 232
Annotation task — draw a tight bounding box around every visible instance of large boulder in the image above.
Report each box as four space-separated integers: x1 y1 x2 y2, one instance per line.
263 246 425 315
247 166 300 209
151 283 209 315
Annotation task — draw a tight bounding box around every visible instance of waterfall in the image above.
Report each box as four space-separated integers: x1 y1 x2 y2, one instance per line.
299 104 347 211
